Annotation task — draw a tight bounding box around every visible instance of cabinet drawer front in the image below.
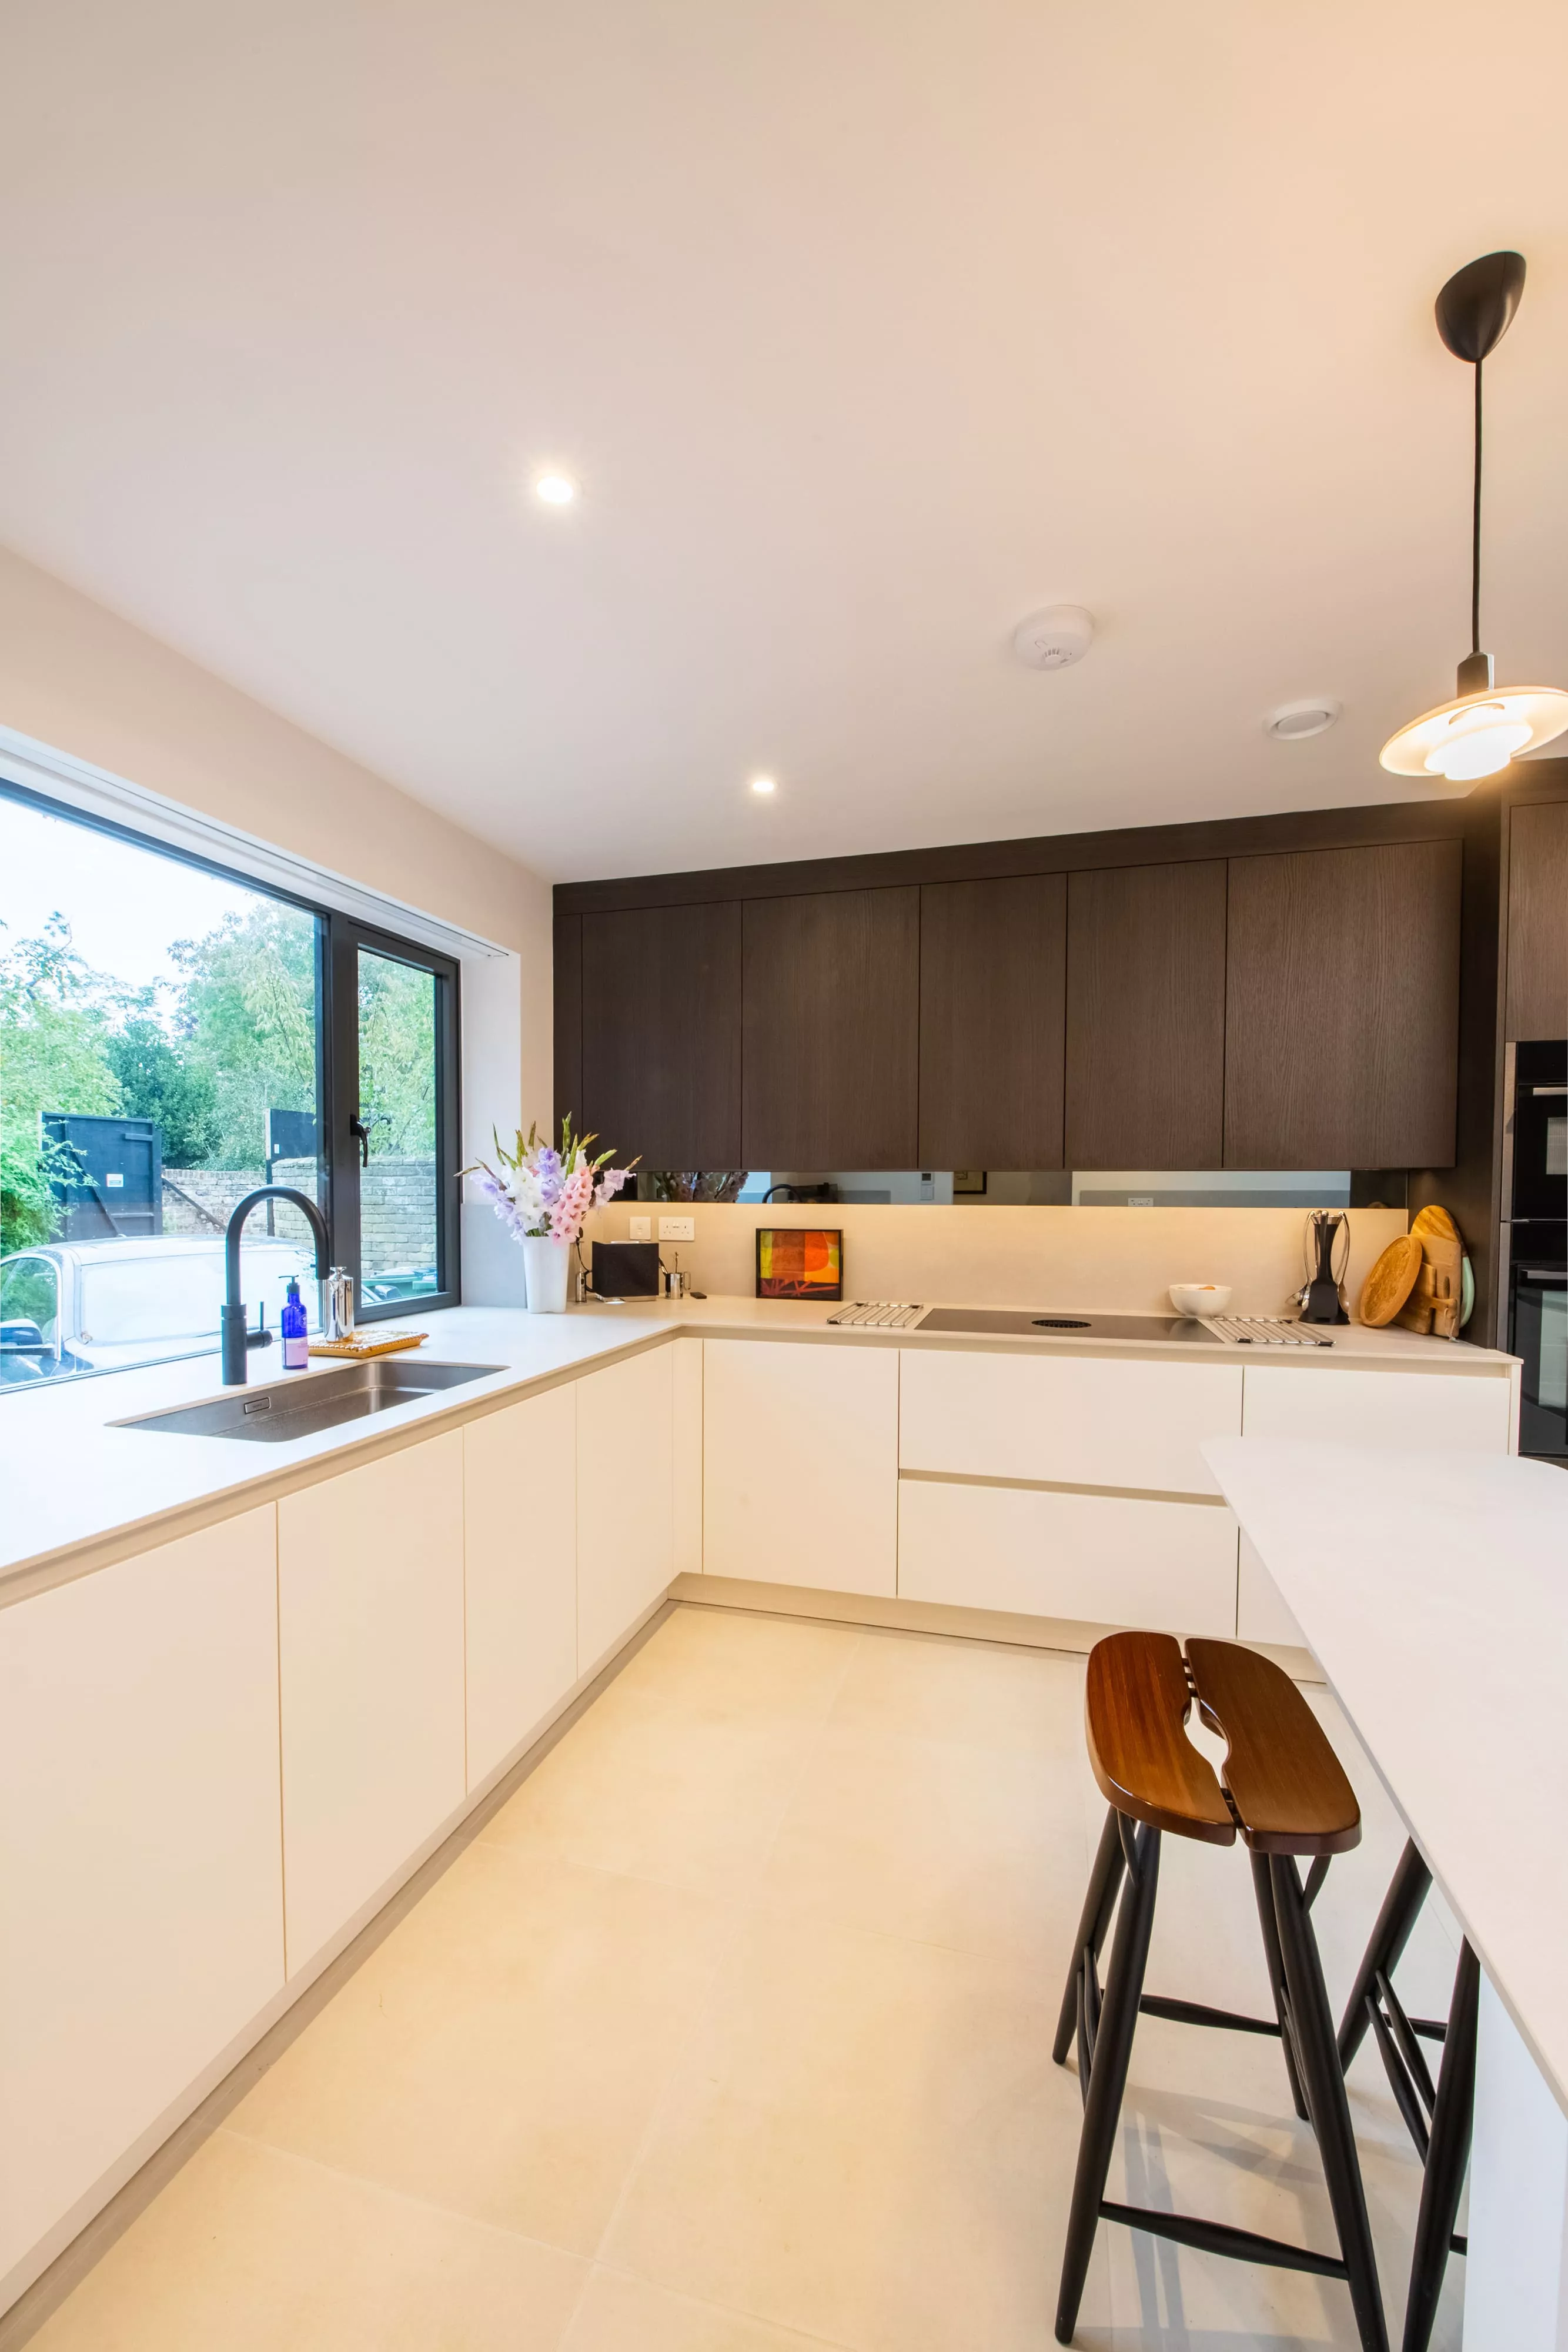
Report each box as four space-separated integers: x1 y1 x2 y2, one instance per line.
464 1387 578 1791
899 1349 1242 1495
278 1432 466 1974
576 1346 675 1670
898 1478 1238 1638
704 1339 897 1595
1236 1531 1308 1649
1241 1364 1513 1454
0 1509 283 2283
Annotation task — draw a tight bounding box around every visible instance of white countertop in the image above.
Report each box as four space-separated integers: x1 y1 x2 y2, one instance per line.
1203 1436 1568 2119
0 1296 1513 1599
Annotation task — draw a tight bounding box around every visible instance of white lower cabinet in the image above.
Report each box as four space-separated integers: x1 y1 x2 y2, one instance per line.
278 1432 466 1975
900 1347 1243 1496
576 1345 675 1672
463 1386 578 1791
0 1509 283 2286
898 1476 1239 1637
703 1338 898 1595
1236 1530 1309 1648
1242 1362 1514 1453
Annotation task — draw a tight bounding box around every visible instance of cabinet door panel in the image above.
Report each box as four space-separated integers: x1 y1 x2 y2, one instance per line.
900 1347 1242 1496
1241 1363 1513 1452
1506 800 1568 1043
463 1387 578 1791
704 1338 898 1594
0 1509 283 2281
1223 840 1461 1168
1066 862 1227 1169
553 914 582 1131
918 874 1066 1169
278 1434 466 1974
898 1478 1238 1638
576 1347 674 1671
1236 1530 1308 1648
742 889 919 1167
582 903 742 1167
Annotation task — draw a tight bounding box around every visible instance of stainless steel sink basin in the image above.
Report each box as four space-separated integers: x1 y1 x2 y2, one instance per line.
118 1359 505 1442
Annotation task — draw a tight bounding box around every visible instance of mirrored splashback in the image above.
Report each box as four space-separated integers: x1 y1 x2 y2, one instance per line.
636 1170 1407 1208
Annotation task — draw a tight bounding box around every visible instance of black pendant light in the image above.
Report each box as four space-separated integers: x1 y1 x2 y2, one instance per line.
1380 250 1568 784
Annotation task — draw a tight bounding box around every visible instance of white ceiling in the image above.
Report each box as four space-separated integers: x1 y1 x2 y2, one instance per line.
2 2 1565 883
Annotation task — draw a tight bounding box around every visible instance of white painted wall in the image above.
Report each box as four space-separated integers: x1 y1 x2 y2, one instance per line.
0 544 553 1303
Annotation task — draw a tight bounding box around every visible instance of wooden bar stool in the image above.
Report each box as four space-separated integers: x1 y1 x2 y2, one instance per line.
1338 1838 1480 2352
1052 1630 1386 2351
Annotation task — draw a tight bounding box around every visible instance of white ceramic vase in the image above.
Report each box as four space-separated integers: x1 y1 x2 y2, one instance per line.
523 1235 570 1314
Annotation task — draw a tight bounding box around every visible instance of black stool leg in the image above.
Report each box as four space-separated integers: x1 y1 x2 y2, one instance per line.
1053 1806 1128 2067
1402 1940 1479 2352
1056 1820 1161 2345
1339 1839 1433 2071
1250 1850 1310 2122
1271 1856 1390 2352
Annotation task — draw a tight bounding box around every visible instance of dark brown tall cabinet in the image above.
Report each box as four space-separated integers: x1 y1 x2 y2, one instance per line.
742 888 920 1168
1505 799 1568 1041
918 874 1066 1168
1224 840 1462 1169
578 902 743 1166
1065 862 1228 1169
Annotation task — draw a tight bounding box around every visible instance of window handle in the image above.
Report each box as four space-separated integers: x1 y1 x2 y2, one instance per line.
350 1116 370 1168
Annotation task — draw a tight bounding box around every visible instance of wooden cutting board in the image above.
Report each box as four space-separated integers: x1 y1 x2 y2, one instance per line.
1359 1235 1424 1327
1411 1203 1461 1247
308 1328 429 1359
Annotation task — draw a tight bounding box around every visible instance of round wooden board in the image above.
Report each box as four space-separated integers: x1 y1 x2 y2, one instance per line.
1360 1234 1424 1327
1411 1204 1460 1245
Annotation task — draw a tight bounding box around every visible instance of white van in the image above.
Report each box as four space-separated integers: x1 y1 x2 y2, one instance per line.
0 1235 319 1384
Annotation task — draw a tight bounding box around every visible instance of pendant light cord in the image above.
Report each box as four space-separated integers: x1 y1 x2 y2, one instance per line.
1472 359 1483 656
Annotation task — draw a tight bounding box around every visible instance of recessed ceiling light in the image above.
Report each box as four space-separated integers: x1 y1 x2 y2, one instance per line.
1265 699 1341 741
750 775 777 796
533 472 577 507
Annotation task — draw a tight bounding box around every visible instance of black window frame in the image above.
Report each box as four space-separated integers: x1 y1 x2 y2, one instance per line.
0 777 462 1328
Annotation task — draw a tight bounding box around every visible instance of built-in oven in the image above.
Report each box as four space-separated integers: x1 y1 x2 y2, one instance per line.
1503 1041 1568 1462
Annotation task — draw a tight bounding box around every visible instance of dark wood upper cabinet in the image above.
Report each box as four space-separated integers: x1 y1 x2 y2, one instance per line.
918 874 1066 1168
580 903 742 1167
1224 839 1461 1169
551 914 581 1131
1065 861 1228 1169
742 888 919 1168
1506 799 1568 1042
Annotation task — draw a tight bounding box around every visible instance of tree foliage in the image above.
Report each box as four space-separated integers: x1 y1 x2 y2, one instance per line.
106 1017 222 1167
0 918 123 1249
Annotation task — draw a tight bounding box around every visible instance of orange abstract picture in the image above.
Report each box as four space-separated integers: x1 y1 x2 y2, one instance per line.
755 1227 843 1301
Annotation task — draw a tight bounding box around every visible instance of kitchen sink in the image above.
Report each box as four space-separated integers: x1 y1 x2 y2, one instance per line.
118 1359 506 1442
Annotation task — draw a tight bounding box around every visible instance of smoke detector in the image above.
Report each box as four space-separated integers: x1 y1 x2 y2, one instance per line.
1265 698 1340 741
1012 605 1095 670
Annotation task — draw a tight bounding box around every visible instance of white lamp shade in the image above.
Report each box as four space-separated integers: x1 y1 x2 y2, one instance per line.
1380 686 1568 777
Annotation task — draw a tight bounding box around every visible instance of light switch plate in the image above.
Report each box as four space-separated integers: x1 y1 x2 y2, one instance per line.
628 1215 652 1241
658 1215 696 1242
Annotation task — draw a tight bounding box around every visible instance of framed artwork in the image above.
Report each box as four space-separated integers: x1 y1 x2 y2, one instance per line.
755 1226 843 1301
952 1170 987 1195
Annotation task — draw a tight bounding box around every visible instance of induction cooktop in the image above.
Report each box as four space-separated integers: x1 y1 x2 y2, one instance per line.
913 1308 1223 1343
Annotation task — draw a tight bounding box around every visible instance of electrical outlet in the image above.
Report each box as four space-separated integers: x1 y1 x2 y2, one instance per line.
658 1215 696 1242
628 1215 651 1241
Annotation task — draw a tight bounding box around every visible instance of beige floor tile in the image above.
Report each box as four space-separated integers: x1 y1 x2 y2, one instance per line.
830 1628 1088 1760
481 1681 812 1896
611 1606 862 1725
759 1720 1092 1963
566 2266 852 2350
229 1844 733 2254
603 1905 1109 2352
28 2130 587 2352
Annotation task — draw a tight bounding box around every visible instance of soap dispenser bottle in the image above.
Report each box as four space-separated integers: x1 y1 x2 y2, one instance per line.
281 1277 309 1369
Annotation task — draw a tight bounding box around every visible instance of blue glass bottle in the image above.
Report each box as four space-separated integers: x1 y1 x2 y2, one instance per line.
282 1277 309 1370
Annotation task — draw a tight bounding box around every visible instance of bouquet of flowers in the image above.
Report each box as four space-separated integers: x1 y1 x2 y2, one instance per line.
463 1118 637 1249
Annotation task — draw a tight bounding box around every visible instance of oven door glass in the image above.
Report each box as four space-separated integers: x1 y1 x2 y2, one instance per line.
1514 1260 1568 1459
1512 1081 1568 1222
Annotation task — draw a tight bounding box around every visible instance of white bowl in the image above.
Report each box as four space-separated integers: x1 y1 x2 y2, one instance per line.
1169 1283 1231 1319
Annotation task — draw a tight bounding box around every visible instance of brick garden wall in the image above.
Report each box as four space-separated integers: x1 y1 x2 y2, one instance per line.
161 1158 437 1270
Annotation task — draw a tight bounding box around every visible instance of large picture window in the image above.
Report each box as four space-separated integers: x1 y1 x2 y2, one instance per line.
1 783 459 1387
